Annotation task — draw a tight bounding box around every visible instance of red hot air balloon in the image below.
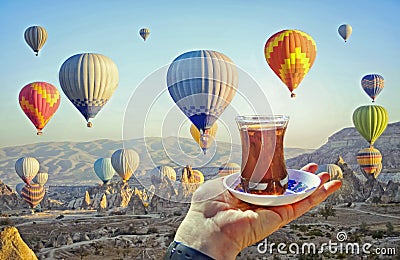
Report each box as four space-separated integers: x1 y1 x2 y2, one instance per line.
19 82 60 135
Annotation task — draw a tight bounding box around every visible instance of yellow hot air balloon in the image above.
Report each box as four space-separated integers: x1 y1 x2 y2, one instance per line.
190 123 218 154
315 164 343 180
264 29 317 98
192 169 204 184
352 105 388 146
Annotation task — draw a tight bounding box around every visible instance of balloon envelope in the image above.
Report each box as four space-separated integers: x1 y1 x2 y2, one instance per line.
24 25 48 56
218 162 241 177
139 28 150 41
338 24 352 42
33 172 48 186
352 105 388 145
15 183 25 197
19 82 60 135
21 183 45 208
264 29 317 97
315 164 343 180
167 50 238 133
356 147 382 174
361 74 384 102
15 157 39 185
94 158 115 184
151 165 176 185
190 123 218 154
111 149 140 183
59 53 119 127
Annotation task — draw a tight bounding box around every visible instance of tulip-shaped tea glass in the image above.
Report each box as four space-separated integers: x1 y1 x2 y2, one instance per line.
236 115 289 195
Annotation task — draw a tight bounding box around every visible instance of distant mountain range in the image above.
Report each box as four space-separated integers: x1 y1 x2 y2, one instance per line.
0 137 312 187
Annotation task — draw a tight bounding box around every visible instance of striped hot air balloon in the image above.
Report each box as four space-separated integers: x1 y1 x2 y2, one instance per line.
356 147 382 174
264 29 317 98
15 157 39 185
59 53 119 127
21 183 45 208
361 74 384 102
19 82 61 135
33 172 48 186
352 105 388 146
338 24 352 42
218 162 241 177
190 123 218 154
167 50 238 149
315 164 343 180
24 25 48 56
139 28 150 41
111 149 140 183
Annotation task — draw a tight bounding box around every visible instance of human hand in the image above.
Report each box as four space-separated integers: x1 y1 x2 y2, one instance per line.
173 163 342 259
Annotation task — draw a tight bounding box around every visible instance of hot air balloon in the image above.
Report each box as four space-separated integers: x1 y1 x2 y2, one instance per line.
111 149 140 183
192 169 204 184
338 24 352 42
352 105 388 146
315 164 343 180
94 158 116 184
59 53 119 127
15 183 25 197
167 50 238 151
356 147 382 174
33 172 48 186
264 29 317 98
21 183 45 209
218 162 241 177
19 82 60 135
15 157 39 185
151 165 176 185
190 123 218 154
139 28 150 41
361 74 384 102
24 25 48 56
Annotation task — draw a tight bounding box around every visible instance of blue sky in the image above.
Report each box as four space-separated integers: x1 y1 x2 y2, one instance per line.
1 0 399 149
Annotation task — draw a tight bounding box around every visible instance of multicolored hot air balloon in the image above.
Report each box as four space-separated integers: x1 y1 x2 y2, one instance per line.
373 163 383 179
352 105 388 146
190 123 218 154
315 164 343 180
361 74 384 102
192 170 204 184
139 28 150 41
218 162 241 177
356 147 382 174
21 183 45 209
24 26 48 56
33 172 48 186
15 157 39 185
59 53 119 127
19 82 61 135
94 158 116 184
151 165 176 185
111 149 140 183
338 24 352 42
167 50 238 150
264 29 317 98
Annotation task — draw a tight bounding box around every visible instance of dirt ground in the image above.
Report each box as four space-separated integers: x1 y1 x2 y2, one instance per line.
1 203 399 259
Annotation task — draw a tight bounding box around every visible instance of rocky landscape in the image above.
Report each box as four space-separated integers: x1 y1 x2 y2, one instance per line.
0 122 399 259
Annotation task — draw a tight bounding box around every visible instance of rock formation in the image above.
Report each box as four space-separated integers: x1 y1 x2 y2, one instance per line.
0 226 37 260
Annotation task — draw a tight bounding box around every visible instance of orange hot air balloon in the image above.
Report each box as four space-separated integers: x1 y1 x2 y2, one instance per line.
264 29 317 98
19 82 60 135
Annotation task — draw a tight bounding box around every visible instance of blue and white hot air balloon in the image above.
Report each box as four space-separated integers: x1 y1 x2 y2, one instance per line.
94 158 116 184
166 50 238 153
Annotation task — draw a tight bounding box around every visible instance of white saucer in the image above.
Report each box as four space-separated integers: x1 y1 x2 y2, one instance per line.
223 169 321 206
